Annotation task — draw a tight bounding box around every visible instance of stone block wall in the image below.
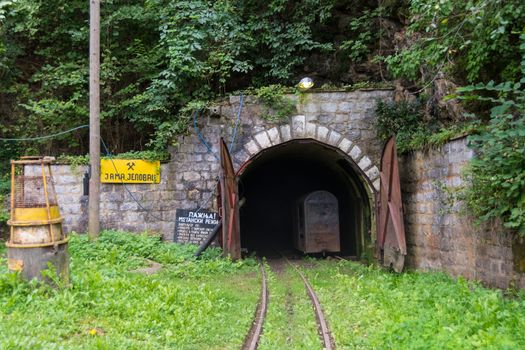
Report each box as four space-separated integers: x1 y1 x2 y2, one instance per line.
400 137 525 289
25 90 393 242
13 90 524 290
24 163 177 241
219 90 393 167
173 89 394 209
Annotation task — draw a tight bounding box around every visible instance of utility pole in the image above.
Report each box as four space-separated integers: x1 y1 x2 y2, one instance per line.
88 0 100 240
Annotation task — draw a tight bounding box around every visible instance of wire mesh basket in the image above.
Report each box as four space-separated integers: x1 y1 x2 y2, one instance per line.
7 156 66 246
14 175 58 208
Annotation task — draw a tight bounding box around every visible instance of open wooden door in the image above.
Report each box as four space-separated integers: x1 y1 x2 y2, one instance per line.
219 138 241 260
377 136 407 272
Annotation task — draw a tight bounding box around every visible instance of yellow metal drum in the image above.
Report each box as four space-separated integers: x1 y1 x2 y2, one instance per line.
6 157 70 283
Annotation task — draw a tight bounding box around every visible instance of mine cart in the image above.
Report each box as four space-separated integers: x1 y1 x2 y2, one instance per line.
294 190 340 254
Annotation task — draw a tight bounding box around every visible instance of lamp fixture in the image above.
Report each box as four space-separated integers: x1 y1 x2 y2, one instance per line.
298 77 314 90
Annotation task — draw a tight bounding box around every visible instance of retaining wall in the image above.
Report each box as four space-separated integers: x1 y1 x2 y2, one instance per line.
34 90 394 242
400 137 525 289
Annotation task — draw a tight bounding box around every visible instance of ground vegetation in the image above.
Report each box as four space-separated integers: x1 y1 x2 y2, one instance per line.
0 231 260 349
306 259 525 349
1 233 524 348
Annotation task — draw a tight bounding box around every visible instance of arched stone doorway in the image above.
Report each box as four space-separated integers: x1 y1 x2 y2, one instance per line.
236 139 375 256
225 116 381 256
232 115 381 193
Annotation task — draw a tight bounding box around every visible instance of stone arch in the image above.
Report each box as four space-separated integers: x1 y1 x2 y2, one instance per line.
231 115 381 192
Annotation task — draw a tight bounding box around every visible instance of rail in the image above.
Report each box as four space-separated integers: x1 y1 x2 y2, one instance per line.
242 261 269 350
241 253 337 349
281 254 336 350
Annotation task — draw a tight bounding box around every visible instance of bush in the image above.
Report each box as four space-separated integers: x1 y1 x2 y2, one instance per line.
376 99 425 137
254 84 297 122
459 34 525 236
464 114 525 235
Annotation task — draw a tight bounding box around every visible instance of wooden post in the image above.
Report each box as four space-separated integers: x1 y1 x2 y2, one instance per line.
88 0 100 240
10 161 15 242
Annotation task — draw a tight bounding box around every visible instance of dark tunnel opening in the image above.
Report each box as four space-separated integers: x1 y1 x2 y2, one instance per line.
238 140 371 257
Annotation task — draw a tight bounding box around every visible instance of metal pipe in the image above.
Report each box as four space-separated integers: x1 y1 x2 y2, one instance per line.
194 221 222 258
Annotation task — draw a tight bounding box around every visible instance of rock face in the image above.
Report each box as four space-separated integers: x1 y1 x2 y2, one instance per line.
33 90 524 289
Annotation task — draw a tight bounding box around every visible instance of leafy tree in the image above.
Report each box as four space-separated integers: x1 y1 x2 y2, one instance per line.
0 0 345 157
383 0 525 85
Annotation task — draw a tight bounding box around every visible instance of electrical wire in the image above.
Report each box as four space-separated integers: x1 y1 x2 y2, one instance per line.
194 111 219 161
0 96 245 220
0 124 89 141
194 93 245 159
96 99 242 224
229 93 244 152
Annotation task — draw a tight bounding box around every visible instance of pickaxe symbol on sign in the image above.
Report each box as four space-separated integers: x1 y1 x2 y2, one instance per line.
127 162 136 171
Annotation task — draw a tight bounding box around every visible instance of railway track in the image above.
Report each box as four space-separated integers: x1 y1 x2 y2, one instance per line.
241 254 336 350
242 261 269 350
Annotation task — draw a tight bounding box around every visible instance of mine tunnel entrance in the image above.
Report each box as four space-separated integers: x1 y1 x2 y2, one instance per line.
238 139 372 257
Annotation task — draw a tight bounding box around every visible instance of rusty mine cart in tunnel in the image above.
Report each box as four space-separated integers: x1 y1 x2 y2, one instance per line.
294 190 341 254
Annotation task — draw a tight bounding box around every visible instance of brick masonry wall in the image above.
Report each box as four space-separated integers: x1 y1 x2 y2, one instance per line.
400 136 525 289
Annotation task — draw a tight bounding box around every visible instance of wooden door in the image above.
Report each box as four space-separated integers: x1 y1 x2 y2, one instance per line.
219 138 241 260
377 136 407 272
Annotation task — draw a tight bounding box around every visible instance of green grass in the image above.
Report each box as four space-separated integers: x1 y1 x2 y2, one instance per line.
0 231 260 350
304 260 525 350
258 263 321 350
2 236 525 349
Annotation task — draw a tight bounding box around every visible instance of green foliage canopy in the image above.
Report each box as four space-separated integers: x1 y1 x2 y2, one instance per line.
0 0 339 156
384 0 525 84
380 1 525 236
458 35 525 235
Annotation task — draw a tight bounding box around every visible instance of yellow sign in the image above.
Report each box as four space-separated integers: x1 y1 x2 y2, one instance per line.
101 159 161 184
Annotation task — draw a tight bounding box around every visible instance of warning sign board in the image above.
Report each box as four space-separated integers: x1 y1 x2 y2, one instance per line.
174 209 220 244
100 159 161 184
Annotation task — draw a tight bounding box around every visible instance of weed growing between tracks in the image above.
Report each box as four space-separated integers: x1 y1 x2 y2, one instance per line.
305 260 525 349
258 262 321 350
0 231 260 350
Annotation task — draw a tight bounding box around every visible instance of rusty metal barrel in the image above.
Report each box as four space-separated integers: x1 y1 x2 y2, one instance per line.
6 156 70 283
